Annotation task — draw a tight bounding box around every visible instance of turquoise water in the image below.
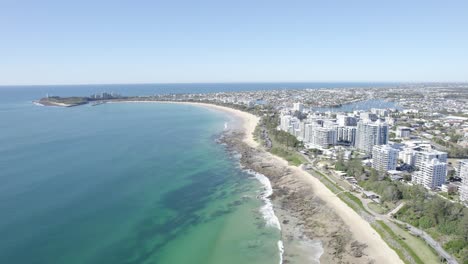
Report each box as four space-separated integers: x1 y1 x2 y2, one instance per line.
0 100 280 263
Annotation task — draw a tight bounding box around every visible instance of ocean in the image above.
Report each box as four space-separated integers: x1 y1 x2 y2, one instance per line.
0 83 394 263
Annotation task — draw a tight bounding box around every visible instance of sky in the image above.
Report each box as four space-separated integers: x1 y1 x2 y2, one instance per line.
1 0 468 85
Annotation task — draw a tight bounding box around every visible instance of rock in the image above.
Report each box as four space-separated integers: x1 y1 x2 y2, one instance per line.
350 241 368 258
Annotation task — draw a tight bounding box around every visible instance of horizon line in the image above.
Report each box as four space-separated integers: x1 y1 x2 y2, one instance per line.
1 80 468 87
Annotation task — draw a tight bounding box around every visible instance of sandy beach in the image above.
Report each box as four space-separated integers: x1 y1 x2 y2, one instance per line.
115 100 402 263
177 102 260 148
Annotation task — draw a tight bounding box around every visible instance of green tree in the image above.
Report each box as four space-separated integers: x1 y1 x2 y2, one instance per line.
369 168 379 182
460 209 468 242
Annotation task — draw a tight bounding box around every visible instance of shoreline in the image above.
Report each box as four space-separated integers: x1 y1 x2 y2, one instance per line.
107 100 260 147
95 100 403 263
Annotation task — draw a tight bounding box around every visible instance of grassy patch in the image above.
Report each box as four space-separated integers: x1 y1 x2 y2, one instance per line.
310 168 373 215
46 96 89 105
309 169 341 194
368 202 388 214
341 192 372 215
270 146 305 166
373 220 425 264
389 222 440 264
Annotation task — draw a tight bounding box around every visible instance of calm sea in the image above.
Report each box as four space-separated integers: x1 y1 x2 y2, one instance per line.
0 83 394 263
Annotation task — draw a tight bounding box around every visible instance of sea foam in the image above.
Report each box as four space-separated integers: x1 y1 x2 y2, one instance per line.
245 169 281 230
245 169 284 263
278 240 284 264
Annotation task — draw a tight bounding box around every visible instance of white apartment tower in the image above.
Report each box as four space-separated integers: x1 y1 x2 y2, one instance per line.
309 127 337 149
399 149 416 166
295 122 306 141
337 114 357 127
337 126 357 146
293 102 304 112
414 150 447 169
372 145 399 173
304 124 336 149
412 158 447 189
360 112 378 122
355 120 389 154
371 108 389 117
280 115 292 132
412 150 448 189
304 124 314 143
458 160 468 204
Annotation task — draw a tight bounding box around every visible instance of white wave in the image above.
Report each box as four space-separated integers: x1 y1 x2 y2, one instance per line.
33 101 44 106
278 240 284 264
245 169 281 230
232 152 242 160
224 122 228 130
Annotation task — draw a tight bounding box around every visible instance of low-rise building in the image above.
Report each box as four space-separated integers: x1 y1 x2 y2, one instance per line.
441 183 458 194
396 126 411 138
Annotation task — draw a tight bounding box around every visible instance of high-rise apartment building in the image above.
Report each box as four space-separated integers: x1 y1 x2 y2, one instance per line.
372 145 399 172
337 114 357 127
458 160 468 204
309 127 337 149
280 115 292 132
414 150 447 169
337 126 357 146
412 158 447 189
399 149 416 166
355 120 389 154
293 102 304 112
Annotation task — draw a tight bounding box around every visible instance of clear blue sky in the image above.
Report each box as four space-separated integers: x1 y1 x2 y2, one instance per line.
1 0 467 85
